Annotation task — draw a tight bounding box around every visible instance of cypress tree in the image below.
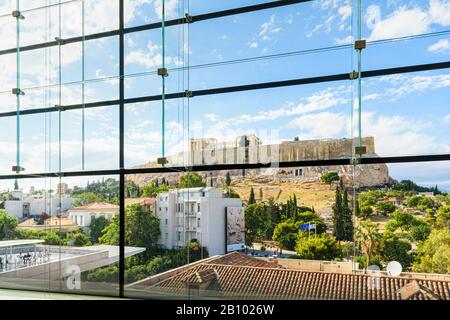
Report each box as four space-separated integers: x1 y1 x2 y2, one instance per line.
341 188 354 241
248 188 256 205
225 172 231 186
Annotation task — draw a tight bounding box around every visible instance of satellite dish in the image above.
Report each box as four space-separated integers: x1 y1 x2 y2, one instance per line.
386 261 402 276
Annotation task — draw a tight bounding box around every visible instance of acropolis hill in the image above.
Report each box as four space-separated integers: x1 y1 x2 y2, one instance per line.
130 135 390 188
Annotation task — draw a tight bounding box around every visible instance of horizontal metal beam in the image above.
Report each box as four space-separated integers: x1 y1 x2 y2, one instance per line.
0 154 448 180
0 61 448 119
0 0 313 56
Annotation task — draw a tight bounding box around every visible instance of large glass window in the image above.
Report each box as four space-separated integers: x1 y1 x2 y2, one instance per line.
0 0 448 300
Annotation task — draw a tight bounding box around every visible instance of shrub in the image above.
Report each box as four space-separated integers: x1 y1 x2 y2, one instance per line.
320 172 339 184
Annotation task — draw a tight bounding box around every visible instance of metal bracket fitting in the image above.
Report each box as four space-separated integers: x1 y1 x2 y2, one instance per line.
55 105 66 112
157 157 168 165
349 70 359 80
12 165 25 173
12 88 25 96
55 37 66 45
12 10 25 19
157 67 168 77
185 90 193 98
350 157 360 165
185 13 193 23
354 40 366 50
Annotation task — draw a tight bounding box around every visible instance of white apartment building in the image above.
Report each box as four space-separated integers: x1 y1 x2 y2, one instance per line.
156 187 243 256
68 202 119 233
2 190 75 220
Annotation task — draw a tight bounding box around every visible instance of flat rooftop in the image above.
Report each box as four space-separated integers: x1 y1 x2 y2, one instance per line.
0 240 44 248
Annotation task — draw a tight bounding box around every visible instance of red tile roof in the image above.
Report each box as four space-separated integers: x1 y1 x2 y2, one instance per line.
68 202 119 211
135 253 450 300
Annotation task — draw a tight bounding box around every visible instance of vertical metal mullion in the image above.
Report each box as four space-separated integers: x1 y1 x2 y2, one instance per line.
119 0 125 299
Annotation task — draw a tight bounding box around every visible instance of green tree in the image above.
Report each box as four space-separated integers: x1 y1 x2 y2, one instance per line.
435 205 450 229
100 204 160 249
385 210 418 233
248 188 256 205
320 172 339 184
72 192 104 206
244 203 269 247
99 215 120 245
89 216 110 243
125 204 160 248
141 181 158 197
410 222 431 242
376 201 396 216
380 231 413 269
332 187 353 241
0 210 18 240
360 205 373 217
67 229 92 247
355 219 382 268
413 228 450 274
225 172 231 186
272 219 299 250
178 172 205 188
295 233 343 260
125 180 140 198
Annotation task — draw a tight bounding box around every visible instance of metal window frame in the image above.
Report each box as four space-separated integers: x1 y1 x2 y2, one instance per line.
0 0 449 299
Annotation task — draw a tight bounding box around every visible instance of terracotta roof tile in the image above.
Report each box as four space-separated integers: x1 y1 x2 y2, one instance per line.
68 202 119 211
142 252 450 300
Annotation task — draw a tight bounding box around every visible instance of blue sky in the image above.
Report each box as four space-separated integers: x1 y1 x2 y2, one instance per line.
0 0 449 192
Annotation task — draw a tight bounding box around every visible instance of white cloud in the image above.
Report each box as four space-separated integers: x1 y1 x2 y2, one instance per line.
259 15 282 41
287 112 348 140
429 0 450 25
366 1 450 41
152 0 178 20
365 5 381 29
338 5 352 22
205 114 219 122
335 35 354 45
361 111 450 156
444 114 450 123
428 39 450 53
248 42 258 49
125 40 183 69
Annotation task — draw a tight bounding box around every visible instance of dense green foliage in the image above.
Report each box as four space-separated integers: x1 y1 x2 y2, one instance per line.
413 229 450 274
178 172 206 189
295 233 343 260
0 210 18 240
71 178 119 204
141 181 172 197
100 204 160 249
89 216 110 243
320 171 339 184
